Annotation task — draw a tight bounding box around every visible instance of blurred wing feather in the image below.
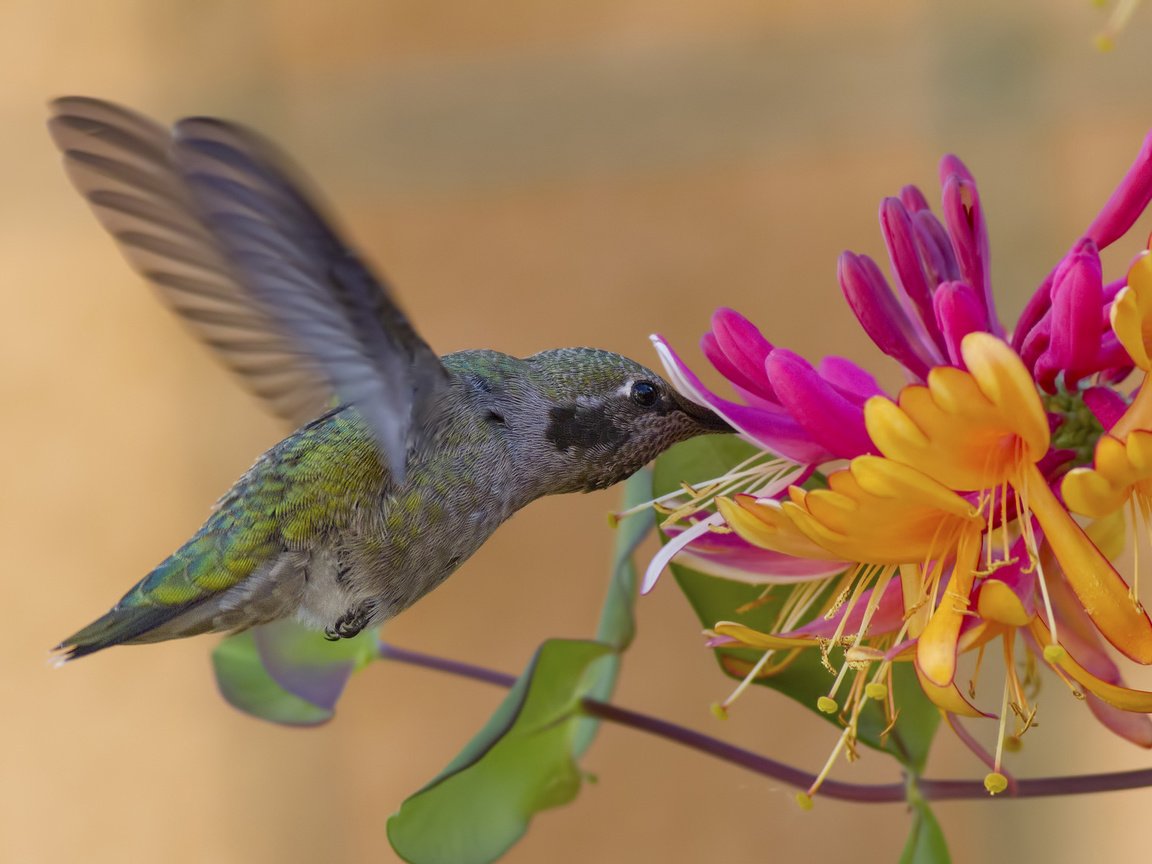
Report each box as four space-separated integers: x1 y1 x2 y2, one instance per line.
47 98 329 425
48 97 450 482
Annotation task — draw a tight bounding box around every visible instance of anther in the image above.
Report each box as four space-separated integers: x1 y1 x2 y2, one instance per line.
984 772 1008 795
864 682 888 701
1042 644 1066 664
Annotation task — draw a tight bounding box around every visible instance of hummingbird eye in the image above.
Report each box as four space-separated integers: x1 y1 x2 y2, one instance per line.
630 380 659 408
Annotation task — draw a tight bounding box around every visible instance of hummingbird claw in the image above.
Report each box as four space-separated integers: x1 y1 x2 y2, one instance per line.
324 600 379 640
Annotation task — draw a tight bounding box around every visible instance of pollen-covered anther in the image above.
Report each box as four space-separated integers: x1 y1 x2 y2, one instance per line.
817 696 839 714
816 637 836 674
865 682 888 700
984 772 1009 795
1042 644 1067 663
845 645 886 663
824 588 852 621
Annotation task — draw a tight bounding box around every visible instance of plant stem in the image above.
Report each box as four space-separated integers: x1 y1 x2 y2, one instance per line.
377 641 1152 803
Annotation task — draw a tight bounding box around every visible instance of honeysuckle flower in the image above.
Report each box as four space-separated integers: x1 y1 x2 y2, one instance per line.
647 129 1152 798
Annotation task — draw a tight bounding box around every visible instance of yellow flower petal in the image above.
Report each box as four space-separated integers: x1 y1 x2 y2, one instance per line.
784 457 983 564
916 528 982 686
1087 508 1127 563
915 662 991 718
961 331 1051 457
864 334 1049 491
1024 461 1152 664
1031 619 1152 711
1064 432 1152 518
716 496 835 559
976 580 1033 626
711 621 817 651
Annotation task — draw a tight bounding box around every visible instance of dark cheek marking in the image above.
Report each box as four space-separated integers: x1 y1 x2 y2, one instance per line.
545 404 629 452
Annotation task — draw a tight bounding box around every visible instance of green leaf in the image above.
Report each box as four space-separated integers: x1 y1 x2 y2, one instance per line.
212 618 377 726
654 433 759 492
899 795 951 864
652 435 941 768
387 639 614 864
213 630 332 726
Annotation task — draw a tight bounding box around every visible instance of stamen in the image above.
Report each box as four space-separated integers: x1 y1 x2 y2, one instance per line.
719 648 777 711
991 667 1012 781
968 640 988 699
1003 636 1038 739
614 449 787 523
1015 475 1062 650
1095 0 1142 51
735 587 773 615
804 719 854 801
817 566 889 709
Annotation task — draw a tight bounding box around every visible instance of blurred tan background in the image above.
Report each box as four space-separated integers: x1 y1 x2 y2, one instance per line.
4 1 1152 862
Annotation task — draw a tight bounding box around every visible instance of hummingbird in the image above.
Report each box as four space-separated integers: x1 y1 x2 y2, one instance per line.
50 97 730 660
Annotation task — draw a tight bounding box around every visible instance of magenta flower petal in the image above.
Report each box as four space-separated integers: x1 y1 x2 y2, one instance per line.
702 332 778 403
652 335 830 463
1085 694 1152 747
1018 314 1051 373
1083 385 1129 431
880 197 945 351
932 280 988 367
913 208 962 286
1012 271 1054 353
1085 129 1152 249
765 349 878 458
1036 238 1104 388
939 162 1001 335
837 251 936 378
816 356 884 403
1104 276 1127 304
1095 332 1136 381
702 308 778 401
900 184 931 213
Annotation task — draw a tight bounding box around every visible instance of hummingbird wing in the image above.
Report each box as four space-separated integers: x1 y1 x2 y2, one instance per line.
48 97 450 483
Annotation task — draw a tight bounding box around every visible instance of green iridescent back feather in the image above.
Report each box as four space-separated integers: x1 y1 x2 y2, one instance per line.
61 408 387 653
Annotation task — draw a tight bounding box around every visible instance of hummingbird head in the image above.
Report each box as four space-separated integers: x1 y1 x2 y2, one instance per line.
509 348 732 495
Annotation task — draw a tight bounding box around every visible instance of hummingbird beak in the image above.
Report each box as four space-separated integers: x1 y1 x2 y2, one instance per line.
671 392 734 433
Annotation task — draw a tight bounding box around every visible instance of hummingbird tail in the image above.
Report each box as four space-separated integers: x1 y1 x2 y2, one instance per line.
55 603 202 660
54 545 309 660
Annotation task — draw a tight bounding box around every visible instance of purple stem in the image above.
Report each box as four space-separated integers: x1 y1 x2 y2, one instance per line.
377 642 1152 804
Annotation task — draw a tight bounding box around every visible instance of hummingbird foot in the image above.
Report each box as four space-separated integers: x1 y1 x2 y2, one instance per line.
323 600 379 641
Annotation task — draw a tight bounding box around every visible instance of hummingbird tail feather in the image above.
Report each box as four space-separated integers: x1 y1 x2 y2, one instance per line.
55 548 308 660
55 603 199 660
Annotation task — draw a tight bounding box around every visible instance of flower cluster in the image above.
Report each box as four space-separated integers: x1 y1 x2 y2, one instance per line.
645 131 1152 799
